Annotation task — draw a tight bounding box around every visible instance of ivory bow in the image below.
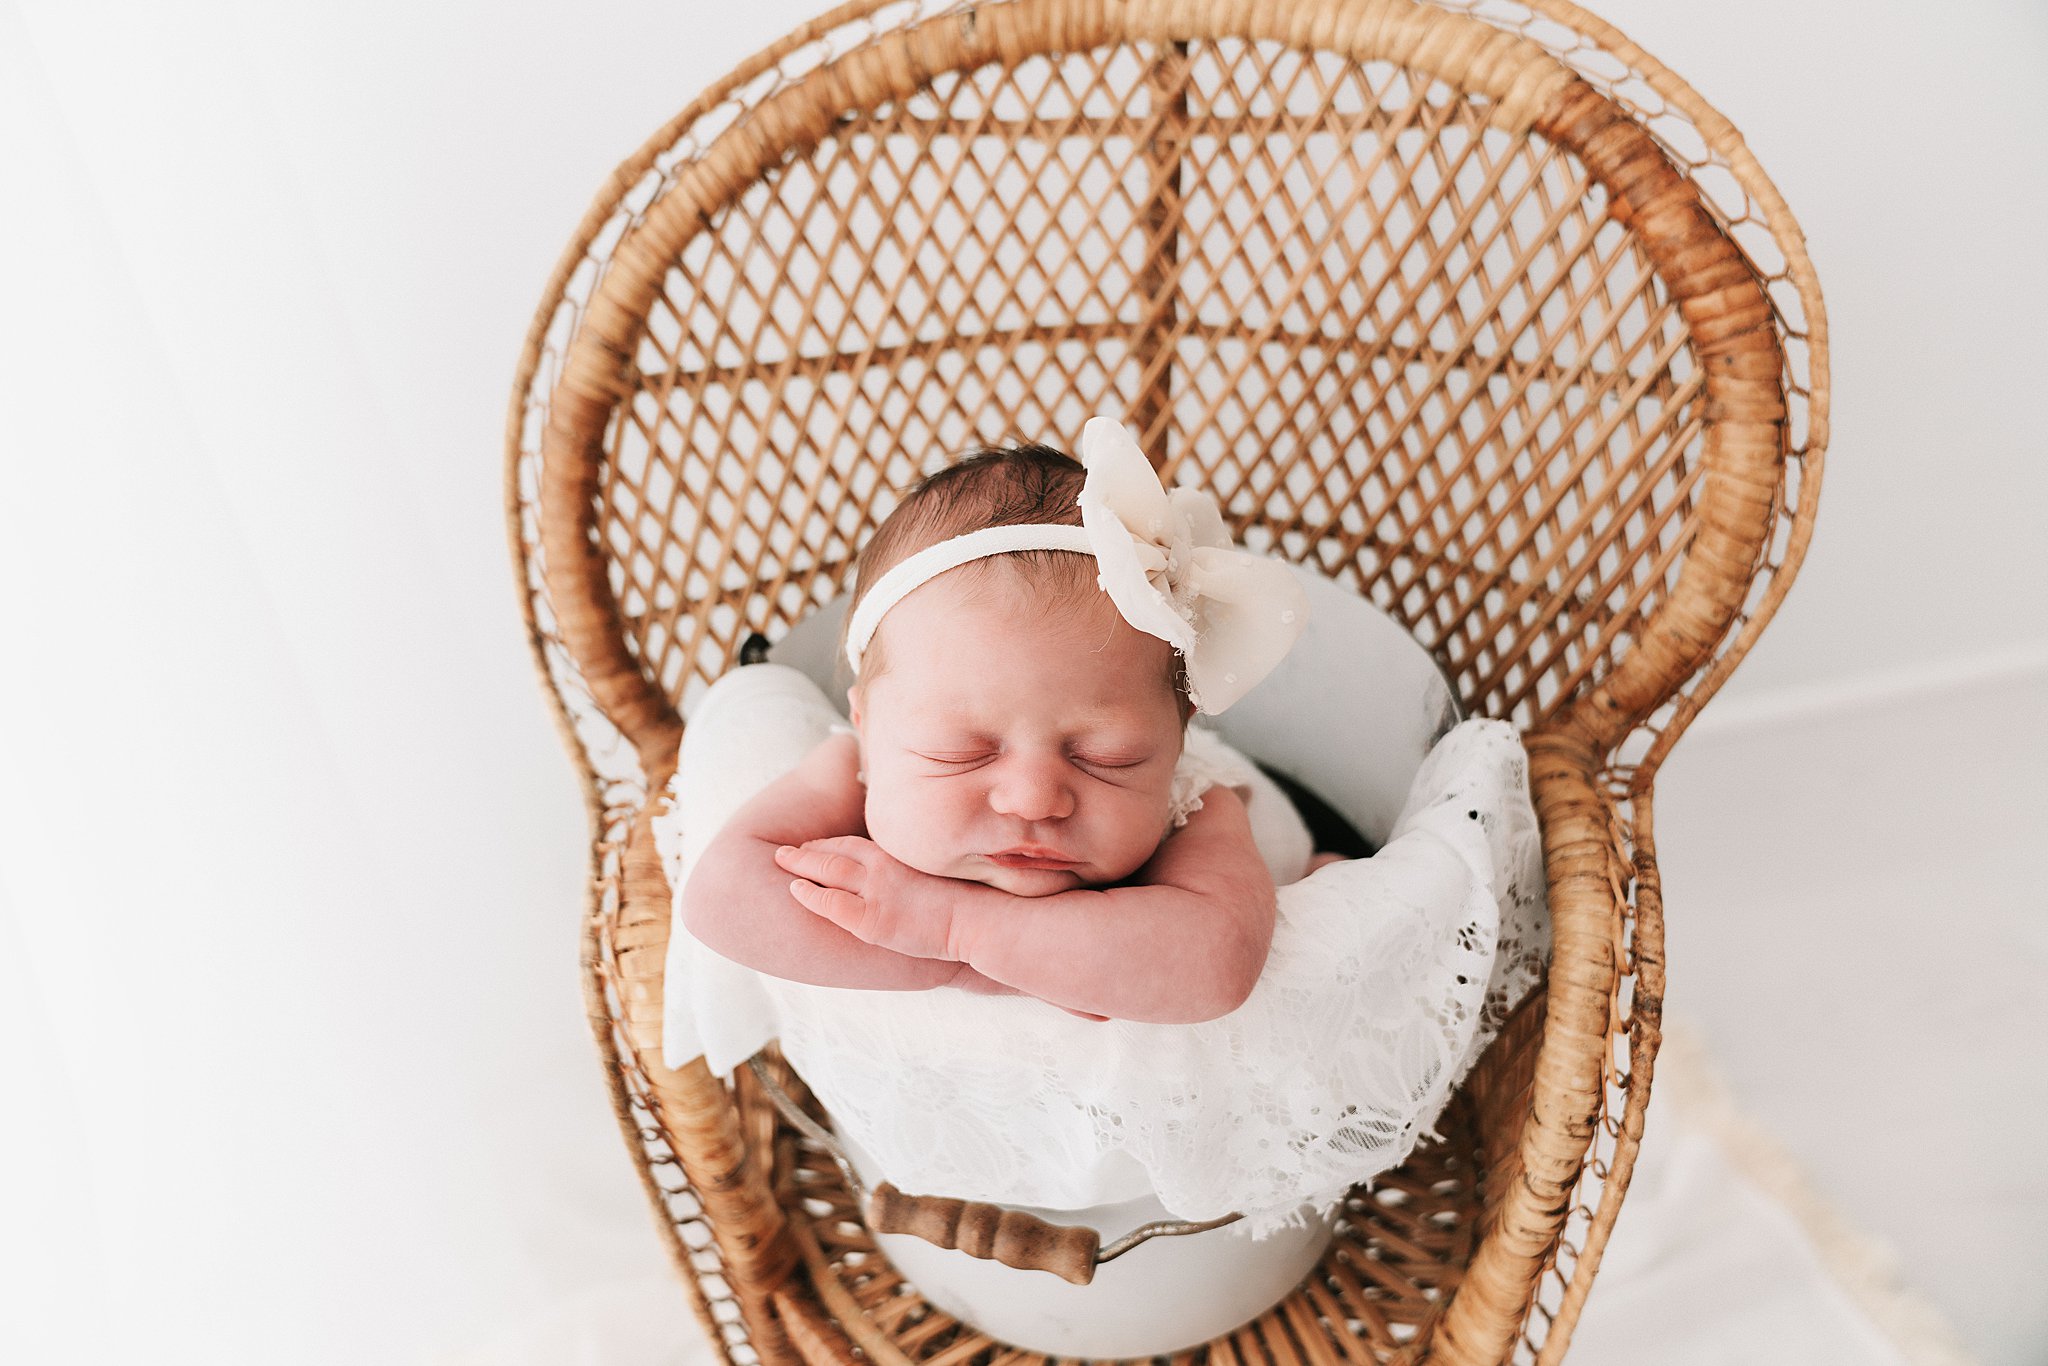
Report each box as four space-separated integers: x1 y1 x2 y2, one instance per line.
1075 417 1309 714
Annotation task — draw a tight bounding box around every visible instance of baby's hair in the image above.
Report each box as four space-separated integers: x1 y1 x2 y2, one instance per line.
837 442 1195 724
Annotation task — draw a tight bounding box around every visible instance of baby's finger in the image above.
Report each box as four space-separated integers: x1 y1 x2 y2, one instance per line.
788 879 877 939
774 843 867 891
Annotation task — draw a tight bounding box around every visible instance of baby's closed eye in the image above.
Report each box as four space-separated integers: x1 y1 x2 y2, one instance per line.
914 747 1151 764
913 751 991 765
914 752 1154 777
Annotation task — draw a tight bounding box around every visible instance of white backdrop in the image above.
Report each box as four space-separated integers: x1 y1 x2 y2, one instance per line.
3 1 2042 1362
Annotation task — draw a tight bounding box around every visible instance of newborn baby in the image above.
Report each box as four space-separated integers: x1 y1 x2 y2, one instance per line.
682 420 1340 1024
659 420 1549 1228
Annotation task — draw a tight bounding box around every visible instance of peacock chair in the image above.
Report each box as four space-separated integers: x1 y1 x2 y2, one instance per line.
505 0 1827 1360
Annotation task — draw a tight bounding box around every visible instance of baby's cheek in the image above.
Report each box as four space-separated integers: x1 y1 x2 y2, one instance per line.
1096 807 1173 884
862 787 956 880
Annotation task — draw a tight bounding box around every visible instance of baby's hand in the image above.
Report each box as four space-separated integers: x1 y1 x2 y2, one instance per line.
776 840 1110 1022
774 836 960 961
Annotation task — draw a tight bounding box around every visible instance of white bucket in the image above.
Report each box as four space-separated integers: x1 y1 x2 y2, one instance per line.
838 1130 1340 1358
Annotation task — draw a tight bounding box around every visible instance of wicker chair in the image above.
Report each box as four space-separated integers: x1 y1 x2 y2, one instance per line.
506 0 1827 1360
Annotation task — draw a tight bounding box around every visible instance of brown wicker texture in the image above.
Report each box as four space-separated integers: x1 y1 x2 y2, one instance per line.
504 1 1827 1362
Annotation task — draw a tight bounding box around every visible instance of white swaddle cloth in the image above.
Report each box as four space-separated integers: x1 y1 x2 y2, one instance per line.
655 663 1548 1238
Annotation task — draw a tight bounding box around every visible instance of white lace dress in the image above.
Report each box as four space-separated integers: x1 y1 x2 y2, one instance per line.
656 663 1547 1237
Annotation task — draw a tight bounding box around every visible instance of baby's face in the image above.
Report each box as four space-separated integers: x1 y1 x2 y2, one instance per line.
848 571 1186 898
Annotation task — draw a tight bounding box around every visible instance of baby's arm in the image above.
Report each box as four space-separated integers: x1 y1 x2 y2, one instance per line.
681 730 984 992
952 784 1276 1023
782 783 1276 1023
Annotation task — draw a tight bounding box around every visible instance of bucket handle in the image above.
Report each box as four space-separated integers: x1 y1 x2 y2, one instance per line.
867 1182 1100 1284
745 1055 1242 1284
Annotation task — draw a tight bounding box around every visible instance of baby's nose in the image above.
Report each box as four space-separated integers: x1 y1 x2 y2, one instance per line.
986 754 1076 823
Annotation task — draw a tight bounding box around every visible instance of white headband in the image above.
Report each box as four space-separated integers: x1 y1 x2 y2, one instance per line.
843 417 1309 715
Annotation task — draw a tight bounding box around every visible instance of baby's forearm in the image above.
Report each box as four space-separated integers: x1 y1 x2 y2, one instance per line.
683 833 959 991
948 882 1272 1023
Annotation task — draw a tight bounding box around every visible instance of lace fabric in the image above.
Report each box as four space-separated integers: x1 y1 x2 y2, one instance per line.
656 665 1546 1237
1166 724 1253 830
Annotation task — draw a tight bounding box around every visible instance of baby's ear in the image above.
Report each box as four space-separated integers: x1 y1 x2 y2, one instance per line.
845 686 862 729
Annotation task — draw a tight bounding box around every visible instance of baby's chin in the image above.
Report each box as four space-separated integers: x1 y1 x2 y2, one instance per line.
961 861 1088 898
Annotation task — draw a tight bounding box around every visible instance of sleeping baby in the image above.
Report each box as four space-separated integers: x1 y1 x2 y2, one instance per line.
681 417 1343 1025
661 418 1547 1230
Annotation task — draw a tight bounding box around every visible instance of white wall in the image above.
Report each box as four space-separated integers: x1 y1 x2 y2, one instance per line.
1582 0 2048 707
3 1 2042 1362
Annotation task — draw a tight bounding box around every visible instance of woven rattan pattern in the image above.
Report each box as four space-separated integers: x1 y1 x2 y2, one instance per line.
506 1 1824 1362
618 43 1699 730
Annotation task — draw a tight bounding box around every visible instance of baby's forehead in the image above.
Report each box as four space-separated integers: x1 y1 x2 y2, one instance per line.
880 651 1163 716
888 700 1163 733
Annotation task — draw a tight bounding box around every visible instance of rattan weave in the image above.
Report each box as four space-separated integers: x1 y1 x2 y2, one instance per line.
505 1 1827 1361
